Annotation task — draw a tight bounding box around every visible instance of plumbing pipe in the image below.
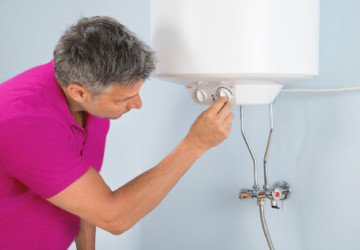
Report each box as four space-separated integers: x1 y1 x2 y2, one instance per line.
263 104 274 191
240 105 259 191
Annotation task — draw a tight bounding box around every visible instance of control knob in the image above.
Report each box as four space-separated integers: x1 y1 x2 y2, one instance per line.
216 87 232 101
195 89 208 103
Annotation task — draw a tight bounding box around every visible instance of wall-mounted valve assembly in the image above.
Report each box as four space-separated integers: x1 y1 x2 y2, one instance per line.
238 104 291 250
240 181 291 209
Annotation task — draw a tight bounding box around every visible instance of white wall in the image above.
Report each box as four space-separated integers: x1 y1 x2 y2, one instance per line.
1 0 360 249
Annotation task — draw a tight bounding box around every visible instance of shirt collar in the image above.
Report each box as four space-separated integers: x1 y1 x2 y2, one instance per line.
45 60 89 130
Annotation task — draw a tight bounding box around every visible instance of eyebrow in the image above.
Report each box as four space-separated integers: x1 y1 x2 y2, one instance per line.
117 93 139 102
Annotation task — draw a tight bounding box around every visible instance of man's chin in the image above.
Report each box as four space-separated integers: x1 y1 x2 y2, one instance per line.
103 110 130 120
109 115 122 120
109 112 128 120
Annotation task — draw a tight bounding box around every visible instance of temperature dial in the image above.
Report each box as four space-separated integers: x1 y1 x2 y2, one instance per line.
195 89 208 103
216 87 232 101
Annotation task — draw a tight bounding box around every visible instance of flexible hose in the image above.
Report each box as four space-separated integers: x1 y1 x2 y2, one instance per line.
258 199 275 250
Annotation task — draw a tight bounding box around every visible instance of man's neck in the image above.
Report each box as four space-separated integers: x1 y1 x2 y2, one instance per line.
60 85 86 128
73 111 86 128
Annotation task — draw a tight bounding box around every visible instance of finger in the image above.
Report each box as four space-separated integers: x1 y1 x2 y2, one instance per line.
217 102 233 120
224 112 234 125
207 97 228 114
223 113 234 134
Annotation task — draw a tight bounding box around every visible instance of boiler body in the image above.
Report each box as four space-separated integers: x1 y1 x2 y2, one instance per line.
150 0 319 105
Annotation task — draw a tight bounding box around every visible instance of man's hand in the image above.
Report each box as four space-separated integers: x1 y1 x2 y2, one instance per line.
185 97 234 152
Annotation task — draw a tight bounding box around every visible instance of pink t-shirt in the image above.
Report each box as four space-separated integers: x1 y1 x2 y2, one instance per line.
0 61 110 249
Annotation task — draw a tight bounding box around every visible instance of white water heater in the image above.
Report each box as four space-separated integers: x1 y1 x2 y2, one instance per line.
150 0 319 105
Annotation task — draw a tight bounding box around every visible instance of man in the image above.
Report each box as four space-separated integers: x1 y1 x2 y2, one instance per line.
0 16 233 249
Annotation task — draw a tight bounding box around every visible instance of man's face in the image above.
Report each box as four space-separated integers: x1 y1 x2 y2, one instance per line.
84 79 144 120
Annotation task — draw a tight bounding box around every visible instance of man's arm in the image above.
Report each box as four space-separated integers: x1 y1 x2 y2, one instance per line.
75 219 96 250
47 97 233 235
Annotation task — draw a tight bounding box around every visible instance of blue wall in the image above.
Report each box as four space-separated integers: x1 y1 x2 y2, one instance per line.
142 0 360 249
1 0 360 249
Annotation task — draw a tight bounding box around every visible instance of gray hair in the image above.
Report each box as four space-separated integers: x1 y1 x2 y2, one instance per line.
54 16 156 95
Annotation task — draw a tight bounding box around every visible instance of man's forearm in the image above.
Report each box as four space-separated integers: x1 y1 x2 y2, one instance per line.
105 99 233 234
46 98 233 236
108 136 206 233
75 219 96 250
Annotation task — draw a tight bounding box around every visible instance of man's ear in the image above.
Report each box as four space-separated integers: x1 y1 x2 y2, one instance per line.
67 83 92 103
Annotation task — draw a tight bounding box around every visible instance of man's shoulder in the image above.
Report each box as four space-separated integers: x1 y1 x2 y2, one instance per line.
0 97 65 129
0 114 67 133
0 61 54 89
0 61 69 126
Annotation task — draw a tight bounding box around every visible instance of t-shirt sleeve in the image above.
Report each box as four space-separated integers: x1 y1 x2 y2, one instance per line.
0 116 91 199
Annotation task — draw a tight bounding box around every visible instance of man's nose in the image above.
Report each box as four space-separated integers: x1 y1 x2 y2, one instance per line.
127 95 142 110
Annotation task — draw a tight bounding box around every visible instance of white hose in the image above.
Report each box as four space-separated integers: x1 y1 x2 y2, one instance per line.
281 87 360 93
